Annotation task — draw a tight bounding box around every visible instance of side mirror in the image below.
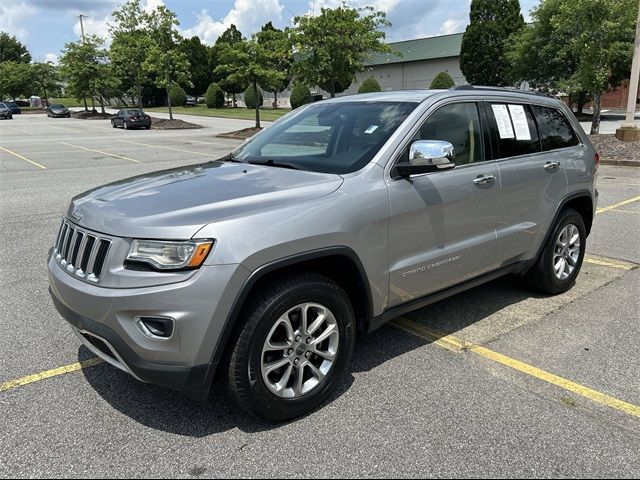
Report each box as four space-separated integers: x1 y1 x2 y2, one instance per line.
395 140 455 178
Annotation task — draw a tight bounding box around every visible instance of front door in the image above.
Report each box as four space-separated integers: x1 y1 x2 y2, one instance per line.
386 102 501 307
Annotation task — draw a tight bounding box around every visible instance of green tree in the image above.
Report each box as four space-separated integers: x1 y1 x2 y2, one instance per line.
109 0 153 107
0 61 33 100
142 5 192 119
31 62 60 101
290 81 311 109
290 5 391 97
0 32 31 63
243 84 263 109
212 25 247 107
214 36 288 128
508 0 637 133
169 84 187 106
460 0 524 86
205 82 225 108
257 22 293 108
430 71 455 89
59 35 108 111
179 36 213 95
358 77 382 93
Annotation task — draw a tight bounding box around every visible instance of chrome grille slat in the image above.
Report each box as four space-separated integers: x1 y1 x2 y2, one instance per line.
53 219 112 283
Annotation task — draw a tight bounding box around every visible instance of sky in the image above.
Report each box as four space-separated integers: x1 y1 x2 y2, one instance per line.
0 0 540 64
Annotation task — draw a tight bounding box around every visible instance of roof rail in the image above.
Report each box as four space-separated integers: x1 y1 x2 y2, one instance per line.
451 85 553 98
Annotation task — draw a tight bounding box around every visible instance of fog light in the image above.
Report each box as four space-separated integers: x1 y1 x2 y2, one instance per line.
135 316 175 340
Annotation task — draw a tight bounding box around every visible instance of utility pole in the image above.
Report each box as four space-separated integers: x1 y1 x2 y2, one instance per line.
77 14 86 42
615 1 640 142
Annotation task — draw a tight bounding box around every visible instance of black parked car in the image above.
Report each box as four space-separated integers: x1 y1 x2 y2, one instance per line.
185 95 197 107
4 102 21 114
111 109 151 130
0 103 13 119
46 104 71 118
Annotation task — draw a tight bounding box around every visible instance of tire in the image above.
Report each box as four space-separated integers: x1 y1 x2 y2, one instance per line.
225 273 356 421
123 121 129 130
111 120 116 128
525 208 586 295
144 125 150 130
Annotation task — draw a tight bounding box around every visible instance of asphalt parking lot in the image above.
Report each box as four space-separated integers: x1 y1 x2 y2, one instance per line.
0 113 639 478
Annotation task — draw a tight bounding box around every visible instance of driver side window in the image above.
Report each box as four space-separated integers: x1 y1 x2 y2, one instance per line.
401 102 483 166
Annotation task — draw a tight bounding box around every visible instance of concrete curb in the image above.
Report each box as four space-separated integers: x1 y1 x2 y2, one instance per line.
600 158 640 167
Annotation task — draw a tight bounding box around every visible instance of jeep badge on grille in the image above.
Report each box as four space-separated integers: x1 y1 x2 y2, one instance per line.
71 208 82 222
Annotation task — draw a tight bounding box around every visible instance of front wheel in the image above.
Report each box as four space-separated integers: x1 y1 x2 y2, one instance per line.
525 208 586 294
123 121 129 130
225 273 355 421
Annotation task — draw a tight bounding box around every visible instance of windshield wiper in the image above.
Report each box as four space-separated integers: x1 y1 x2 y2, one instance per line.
248 159 310 171
219 152 247 164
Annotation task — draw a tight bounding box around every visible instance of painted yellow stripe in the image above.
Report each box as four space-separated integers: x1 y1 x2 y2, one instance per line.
596 195 640 214
118 139 220 158
0 358 103 393
0 146 47 169
392 318 640 418
59 142 140 163
583 254 637 270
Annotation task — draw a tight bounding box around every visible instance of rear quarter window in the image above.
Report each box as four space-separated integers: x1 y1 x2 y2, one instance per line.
531 105 580 150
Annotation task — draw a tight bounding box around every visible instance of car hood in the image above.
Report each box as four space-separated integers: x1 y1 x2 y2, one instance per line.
69 161 343 239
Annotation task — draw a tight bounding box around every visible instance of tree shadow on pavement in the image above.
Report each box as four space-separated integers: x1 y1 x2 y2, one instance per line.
80 275 541 437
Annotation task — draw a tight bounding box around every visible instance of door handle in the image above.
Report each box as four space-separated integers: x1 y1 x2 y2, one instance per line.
544 161 560 171
473 174 496 185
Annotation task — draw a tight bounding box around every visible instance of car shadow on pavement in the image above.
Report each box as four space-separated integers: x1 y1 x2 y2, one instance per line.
80 275 541 437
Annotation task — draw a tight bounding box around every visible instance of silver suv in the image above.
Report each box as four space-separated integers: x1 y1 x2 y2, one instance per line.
48 88 598 420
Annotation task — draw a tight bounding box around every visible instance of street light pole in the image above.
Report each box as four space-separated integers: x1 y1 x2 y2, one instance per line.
77 14 86 42
615 1 640 142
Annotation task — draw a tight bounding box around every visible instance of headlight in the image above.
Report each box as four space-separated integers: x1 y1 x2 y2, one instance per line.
126 239 213 270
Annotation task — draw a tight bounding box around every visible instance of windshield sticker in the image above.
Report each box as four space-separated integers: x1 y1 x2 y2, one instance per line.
491 104 514 139
364 125 379 134
508 104 532 141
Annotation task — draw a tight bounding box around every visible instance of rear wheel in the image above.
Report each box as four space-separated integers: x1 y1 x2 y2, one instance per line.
123 121 129 130
525 208 586 294
225 273 355 421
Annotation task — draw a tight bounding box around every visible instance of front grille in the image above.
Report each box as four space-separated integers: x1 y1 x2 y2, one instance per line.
53 218 112 283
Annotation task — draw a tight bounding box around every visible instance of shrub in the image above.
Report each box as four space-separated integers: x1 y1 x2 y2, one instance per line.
244 85 263 109
358 77 382 93
429 72 455 89
290 82 311 109
205 82 225 108
169 84 187 107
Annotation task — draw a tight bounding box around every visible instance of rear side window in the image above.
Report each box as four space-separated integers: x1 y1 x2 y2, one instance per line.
531 105 580 150
489 103 541 158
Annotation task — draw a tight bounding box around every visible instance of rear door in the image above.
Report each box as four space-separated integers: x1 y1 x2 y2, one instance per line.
386 101 501 307
484 100 568 265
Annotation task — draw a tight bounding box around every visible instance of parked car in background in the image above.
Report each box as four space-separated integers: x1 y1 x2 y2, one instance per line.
0 103 13 119
111 108 151 130
46 104 71 118
4 102 21 114
185 95 197 107
197 96 206 104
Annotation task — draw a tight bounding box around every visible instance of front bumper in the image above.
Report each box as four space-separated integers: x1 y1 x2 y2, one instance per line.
48 254 247 399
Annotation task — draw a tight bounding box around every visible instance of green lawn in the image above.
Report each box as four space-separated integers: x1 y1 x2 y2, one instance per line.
144 105 291 122
48 97 87 107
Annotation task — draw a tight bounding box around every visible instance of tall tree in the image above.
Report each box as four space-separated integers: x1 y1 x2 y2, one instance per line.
59 35 108 111
179 36 213 95
290 5 390 98
214 35 288 128
508 0 637 133
212 25 247 107
109 0 152 106
0 32 31 63
460 0 524 86
142 5 192 119
0 61 33 100
31 62 60 101
256 22 293 108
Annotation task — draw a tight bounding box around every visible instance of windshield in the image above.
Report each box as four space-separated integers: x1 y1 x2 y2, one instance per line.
234 101 418 174
51 104 65 108
127 109 144 115
6 102 16 107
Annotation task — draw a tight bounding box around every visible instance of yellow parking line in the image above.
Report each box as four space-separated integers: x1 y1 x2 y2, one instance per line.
59 141 140 163
584 254 637 270
118 139 220 158
0 358 103 393
0 146 47 169
392 318 640 418
596 195 640 215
